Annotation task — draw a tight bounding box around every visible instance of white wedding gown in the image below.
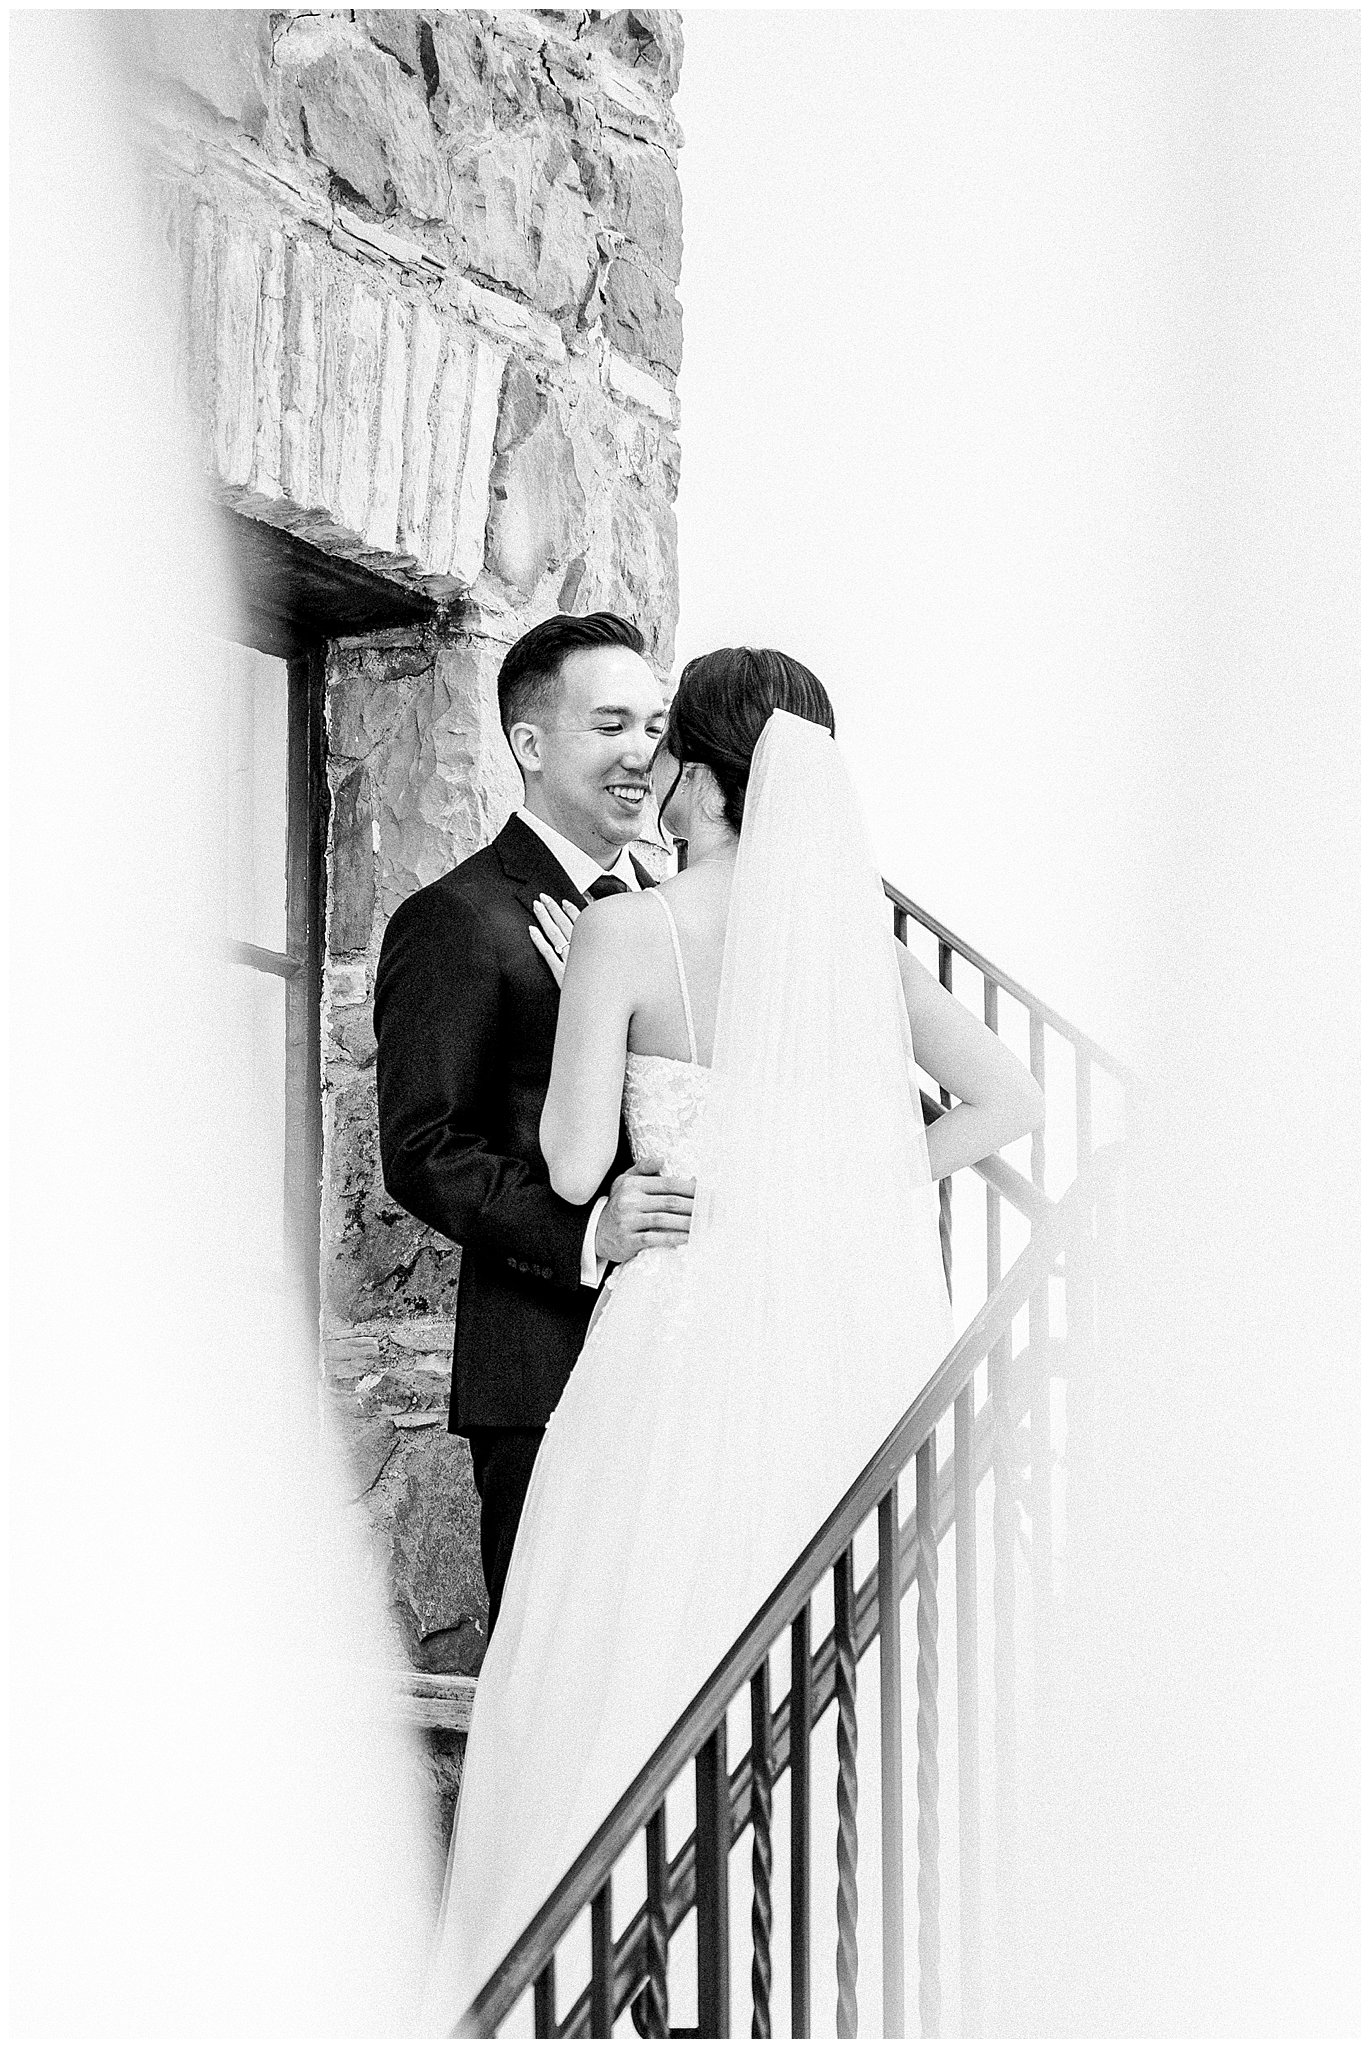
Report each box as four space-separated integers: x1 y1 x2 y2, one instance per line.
422 715 953 2034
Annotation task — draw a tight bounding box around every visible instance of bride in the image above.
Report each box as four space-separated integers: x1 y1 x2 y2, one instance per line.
421 647 1044 2032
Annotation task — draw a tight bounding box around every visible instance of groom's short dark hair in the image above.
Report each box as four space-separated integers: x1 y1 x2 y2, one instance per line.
498 611 646 740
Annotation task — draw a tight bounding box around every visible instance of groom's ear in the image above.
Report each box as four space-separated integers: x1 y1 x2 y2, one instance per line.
508 720 543 781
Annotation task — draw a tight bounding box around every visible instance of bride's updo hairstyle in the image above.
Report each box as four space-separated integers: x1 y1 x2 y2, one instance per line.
665 647 836 834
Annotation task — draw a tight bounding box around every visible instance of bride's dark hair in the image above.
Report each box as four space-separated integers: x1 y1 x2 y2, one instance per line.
664 647 836 834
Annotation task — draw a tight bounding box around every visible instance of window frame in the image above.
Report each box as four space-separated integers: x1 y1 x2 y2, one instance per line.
225 619 326 1355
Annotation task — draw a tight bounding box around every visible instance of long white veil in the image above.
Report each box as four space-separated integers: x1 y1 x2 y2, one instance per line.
417 708 955 2033
676 707 953 1628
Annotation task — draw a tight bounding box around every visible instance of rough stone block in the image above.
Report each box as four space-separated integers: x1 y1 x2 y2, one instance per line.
330 1006 378 1070
280 236 321 503
135 9 274 133
327 958 371 1007
330 764 376 953
493 354 543 458
355 9 425 79
606 348 678 422
281 29 448 221
250 229 286 499
586 9 685 95
336 282 384 536
366 295 410 549
448 135 539 299
610 493 677 664
486 403 586 601
423 341 474 577
388 1432 488 1672
603 135 683 280
451 341 505 586
532 172 598 322
604 250 682 375
188 204 218 456
316 267 350 512
213 217 260 488
374 641 520 911
344 1416 400 1500
390 1319 456 1355
321 1074 460 1326
399 300 444 559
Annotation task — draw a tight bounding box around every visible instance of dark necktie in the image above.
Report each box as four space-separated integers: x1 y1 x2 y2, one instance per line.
586 875 629 901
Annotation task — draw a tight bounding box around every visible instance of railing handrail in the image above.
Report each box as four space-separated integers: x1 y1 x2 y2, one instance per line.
886 880 1132 1085
456 1148 1115 2037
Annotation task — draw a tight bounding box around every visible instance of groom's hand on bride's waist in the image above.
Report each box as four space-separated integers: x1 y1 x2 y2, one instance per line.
594 1157 695 1266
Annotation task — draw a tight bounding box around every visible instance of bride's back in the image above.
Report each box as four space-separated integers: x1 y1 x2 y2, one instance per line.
624 858 735 1068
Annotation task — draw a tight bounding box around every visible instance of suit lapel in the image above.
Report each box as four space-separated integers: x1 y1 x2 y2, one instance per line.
495 814 659 910
494 813 586 916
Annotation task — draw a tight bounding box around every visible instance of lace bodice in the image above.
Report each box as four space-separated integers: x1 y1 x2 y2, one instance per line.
623 1052 711 1178
621 891 711 1178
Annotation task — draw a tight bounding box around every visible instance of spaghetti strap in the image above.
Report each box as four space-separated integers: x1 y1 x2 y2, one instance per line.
650 891 699 1064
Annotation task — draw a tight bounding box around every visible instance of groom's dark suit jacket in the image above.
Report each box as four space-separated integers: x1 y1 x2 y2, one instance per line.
373 812 654 1435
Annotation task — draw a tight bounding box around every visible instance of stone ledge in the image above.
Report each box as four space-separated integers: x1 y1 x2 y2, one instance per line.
606 349 679 422
393 1670 474 1732
318 1665 475 1732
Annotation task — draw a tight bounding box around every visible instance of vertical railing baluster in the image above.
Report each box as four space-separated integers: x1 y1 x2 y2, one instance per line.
915 1436 941 2038
833 1548 860 2038
1028 1012 1053 1715
591 1876 614 2040
893 902 908 943
696 1726 731 2038
534 1955 557 2039
790 1605 813 2040
985 984 1016 2025
1065 1048 1097 1593
750 1663 775 2037
953 1384 982 2032
937 941 954 1300
876 1486 905 2038
640 1805 669 2038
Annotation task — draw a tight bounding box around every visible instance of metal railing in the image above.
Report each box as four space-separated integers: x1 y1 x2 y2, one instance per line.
452 886 1130 2039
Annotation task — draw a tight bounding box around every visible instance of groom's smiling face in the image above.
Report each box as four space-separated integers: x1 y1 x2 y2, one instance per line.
514 645 667 865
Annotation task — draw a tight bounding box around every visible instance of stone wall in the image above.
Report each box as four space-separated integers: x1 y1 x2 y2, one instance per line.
133 9 683 1682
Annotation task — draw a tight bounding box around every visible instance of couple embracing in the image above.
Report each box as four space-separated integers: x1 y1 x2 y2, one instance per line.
373 612 1043 2024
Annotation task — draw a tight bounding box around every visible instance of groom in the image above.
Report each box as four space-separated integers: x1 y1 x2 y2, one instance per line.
374 612 692 1634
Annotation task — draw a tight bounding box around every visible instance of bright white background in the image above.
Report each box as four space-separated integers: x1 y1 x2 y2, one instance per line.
674 10 1359 2034
674 8 1357 1066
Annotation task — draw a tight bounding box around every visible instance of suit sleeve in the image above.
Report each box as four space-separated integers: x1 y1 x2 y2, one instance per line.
373 885 593 1290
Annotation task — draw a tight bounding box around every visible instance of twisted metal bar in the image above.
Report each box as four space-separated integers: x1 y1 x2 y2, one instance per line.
791 1606 813 2039
750 1664 774 2037
696 1728 731 2037
590 1878 614 2040
876 1487 906 2039
938 942 954 1301
534 1957 557 2039
833 1548 859 2038
953 1386 983 2035
638 1805 669 2038
991 1333 1018 2025
914 1436 942 2037
1028 1011 1053 1718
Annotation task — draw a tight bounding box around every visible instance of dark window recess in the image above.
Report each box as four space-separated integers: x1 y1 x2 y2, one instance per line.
215 510 436 1355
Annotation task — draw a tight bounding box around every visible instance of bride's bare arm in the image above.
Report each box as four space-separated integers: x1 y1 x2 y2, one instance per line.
540 897 638 1204
894 940 1045 1179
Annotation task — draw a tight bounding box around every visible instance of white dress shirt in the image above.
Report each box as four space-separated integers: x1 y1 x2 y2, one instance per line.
515 806 640 1288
